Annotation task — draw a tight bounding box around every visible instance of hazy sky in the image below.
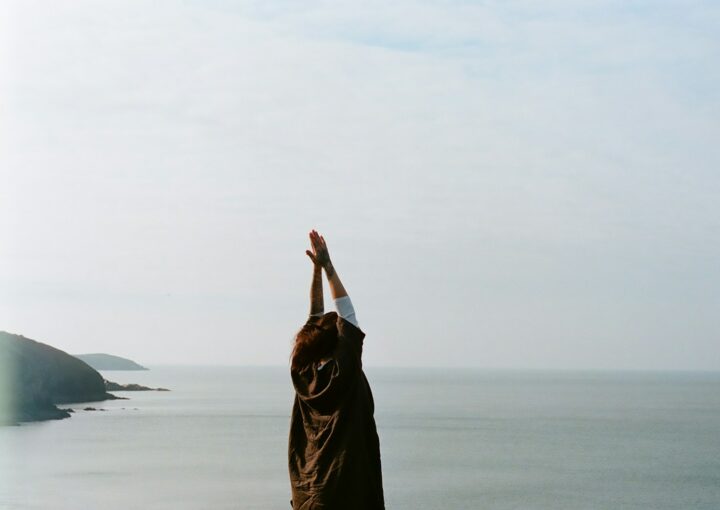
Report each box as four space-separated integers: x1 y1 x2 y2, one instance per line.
1 1 718 369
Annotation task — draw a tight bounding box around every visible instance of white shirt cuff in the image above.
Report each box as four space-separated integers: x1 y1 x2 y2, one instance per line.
334 295 358 328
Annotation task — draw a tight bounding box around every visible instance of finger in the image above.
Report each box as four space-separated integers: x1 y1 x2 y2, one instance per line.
306 250 316 261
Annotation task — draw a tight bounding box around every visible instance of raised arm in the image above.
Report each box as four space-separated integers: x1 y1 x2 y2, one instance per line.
309 230 358 327
305 233 324 317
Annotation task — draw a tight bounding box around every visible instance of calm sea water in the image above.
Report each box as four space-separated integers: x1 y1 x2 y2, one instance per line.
1 367 719 510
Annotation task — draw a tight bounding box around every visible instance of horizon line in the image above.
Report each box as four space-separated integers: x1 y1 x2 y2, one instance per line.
129 363 720 373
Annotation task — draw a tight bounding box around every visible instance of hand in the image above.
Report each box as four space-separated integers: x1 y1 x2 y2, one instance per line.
305 229 331 268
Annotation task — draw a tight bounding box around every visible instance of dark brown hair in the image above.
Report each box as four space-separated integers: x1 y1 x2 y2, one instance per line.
291 312 339 371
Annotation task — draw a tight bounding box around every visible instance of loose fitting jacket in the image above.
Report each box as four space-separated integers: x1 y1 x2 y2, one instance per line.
288 313 385 510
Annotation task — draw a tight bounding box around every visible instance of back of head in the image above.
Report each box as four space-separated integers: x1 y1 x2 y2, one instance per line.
291 312 338 371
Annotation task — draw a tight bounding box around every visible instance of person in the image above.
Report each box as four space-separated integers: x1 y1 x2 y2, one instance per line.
288 230 385 510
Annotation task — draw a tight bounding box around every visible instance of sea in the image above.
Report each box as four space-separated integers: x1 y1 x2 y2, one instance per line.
1 367 719 510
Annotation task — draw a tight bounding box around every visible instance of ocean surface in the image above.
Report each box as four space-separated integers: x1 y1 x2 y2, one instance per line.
1 367 719 510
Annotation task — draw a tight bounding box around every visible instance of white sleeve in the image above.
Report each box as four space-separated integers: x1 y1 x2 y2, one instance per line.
334 295 359 328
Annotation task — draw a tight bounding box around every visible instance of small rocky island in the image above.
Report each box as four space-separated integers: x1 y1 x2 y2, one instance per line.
104 380 169 392
73 353 148 371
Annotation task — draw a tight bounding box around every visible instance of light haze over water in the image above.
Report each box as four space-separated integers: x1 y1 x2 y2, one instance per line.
1 366 719 509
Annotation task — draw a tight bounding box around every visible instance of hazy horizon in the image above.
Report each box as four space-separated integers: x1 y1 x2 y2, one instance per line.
1 1 718 370
96 361 720 373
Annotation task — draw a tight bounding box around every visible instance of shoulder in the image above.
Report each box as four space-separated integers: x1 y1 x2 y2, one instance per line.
337 315 365 340
336 316 365 361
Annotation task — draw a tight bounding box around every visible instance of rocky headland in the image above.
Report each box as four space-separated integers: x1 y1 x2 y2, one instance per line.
1 331 119 425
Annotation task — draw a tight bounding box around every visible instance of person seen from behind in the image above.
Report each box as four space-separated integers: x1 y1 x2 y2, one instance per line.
288 229 385 509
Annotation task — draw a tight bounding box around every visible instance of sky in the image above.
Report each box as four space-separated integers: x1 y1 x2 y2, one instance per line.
0 1 718 369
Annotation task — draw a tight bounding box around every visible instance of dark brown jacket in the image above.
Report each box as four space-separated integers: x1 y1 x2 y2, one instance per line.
288 314 384 509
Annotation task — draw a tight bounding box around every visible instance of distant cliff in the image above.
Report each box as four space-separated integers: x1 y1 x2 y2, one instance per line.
0 331 117 425
73 353 148 371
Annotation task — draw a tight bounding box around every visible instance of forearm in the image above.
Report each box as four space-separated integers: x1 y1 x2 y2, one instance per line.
325 261 358 326
323 261 348 300
309 265 324 316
